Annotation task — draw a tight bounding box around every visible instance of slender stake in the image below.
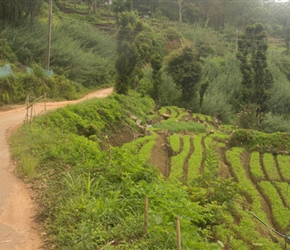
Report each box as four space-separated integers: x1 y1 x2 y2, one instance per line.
176 216 181 250
44 92 47 115
30 103 33 124
144 196 148 236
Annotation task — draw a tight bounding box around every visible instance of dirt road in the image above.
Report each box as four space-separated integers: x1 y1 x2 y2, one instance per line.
0 87 113 249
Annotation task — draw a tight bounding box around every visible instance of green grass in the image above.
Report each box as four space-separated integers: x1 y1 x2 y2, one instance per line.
154 121 206 133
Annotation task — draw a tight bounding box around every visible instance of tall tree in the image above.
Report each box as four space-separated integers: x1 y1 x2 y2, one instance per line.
236 23 273 113
166 46 202 110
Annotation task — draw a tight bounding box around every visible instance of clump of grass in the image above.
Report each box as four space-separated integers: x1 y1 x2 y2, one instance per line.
18 153 38 179
153 121 206 133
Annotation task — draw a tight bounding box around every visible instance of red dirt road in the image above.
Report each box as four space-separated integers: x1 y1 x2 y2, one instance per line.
0 87 113 249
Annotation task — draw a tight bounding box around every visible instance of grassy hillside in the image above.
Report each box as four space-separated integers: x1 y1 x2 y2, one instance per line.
10 92 290 249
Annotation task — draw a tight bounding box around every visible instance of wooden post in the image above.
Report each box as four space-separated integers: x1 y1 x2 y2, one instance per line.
176 216 181 250
144 196 148 236
30 103 33 124
44 92 47 115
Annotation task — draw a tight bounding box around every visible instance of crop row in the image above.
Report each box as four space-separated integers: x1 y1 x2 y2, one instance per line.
263 153 280 181
215 211 282 250
187 135 204 182
274 182 290 208
169 133 181 153
226 148 268 222
259 181 290 229
249 152 265 180
170 135 191 180
276 155 290 182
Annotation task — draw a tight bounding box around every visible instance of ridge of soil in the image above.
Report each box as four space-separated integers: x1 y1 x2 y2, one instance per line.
0 87 113 250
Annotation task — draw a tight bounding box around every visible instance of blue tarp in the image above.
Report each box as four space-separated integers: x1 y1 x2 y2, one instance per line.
0 64 14 78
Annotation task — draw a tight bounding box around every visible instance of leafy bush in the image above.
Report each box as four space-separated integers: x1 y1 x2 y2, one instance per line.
0 72 80 105
229 129 290 152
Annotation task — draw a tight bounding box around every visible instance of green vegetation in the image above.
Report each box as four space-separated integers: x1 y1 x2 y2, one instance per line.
187 134 203 181
263 153 281 181
170 135 191 180
259 181 290 229
275 182 290 207
250 152 265 180
168 133 181 153
276 155 290 182
226 148 268 222
154 121 206 133
4 0 290 248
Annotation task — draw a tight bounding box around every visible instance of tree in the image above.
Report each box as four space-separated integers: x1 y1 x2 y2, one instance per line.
114 12 140 94
236 23 273 114
151 54 163 105
166 46 202 110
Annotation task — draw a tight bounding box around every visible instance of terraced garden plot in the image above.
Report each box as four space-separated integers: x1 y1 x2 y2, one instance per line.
226 148 268 222
276 155 290 182
169 135 191 180
169 133 181 153
277 155 290 182
187 134 204 182
259 181 290 230
263 153 281 181
250 152 265 180
121 133 156 152
275 182 290 208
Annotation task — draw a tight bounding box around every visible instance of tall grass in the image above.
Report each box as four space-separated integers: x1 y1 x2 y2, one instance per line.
2 19 116 86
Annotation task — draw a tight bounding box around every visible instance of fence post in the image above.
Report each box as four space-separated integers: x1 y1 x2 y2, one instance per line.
30 103 33 124
144 196 148 236
176 216 181 250
44 92 47 115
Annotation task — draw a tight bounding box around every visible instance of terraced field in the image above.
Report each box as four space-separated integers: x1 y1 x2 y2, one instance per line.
129 106 290 249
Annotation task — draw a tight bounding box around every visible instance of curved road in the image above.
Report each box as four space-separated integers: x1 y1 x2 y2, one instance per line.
0 87 113 249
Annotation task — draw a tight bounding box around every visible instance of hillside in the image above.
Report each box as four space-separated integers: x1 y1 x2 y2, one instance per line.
10 92 290 249
2 0 290 249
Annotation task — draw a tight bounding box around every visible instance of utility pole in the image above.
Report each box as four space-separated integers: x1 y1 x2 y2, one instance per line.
46 0 52 71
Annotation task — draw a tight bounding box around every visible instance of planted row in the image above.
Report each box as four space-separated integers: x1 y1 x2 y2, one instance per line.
250 152 265 180
259 181 290 229
187 134 204 182
263 153 280 181
226 148 268 222
170 135 191 180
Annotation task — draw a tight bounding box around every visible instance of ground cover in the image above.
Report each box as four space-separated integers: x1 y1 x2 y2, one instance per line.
9 93 290 249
